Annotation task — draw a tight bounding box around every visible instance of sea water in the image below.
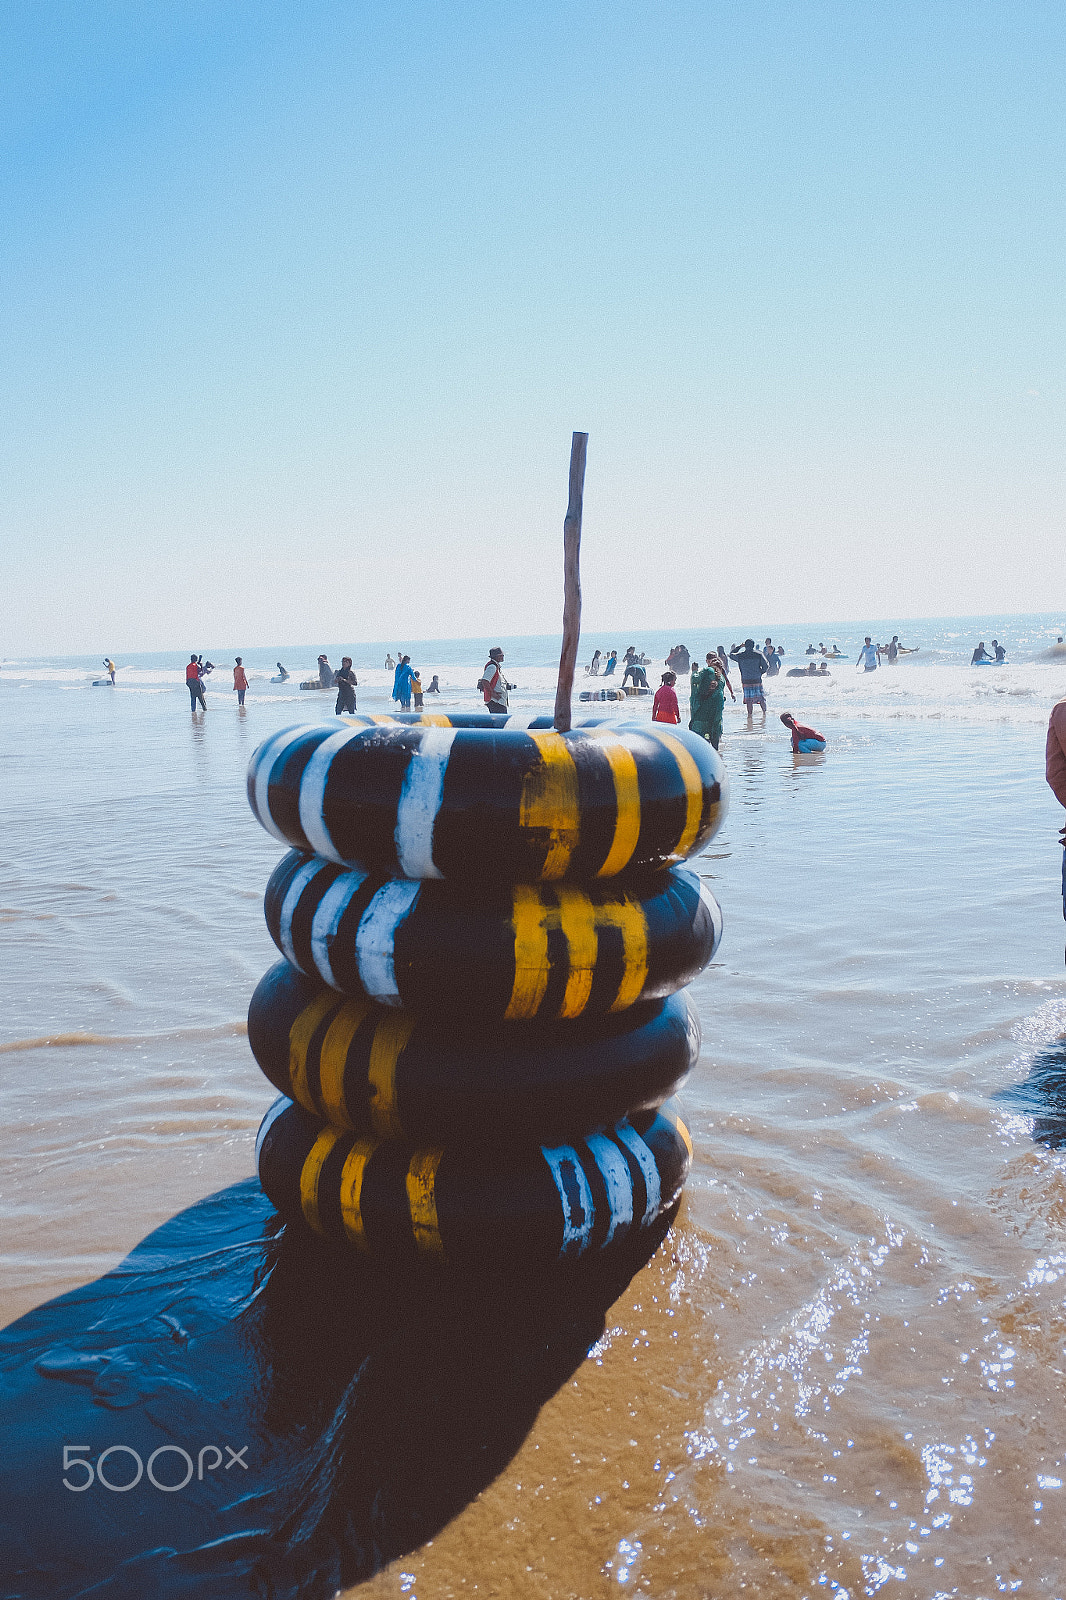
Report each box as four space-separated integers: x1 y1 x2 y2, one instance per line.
4 613 1066 1596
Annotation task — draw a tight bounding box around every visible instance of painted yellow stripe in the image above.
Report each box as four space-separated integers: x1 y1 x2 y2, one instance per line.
317 998 373 1128
300 1126 344 1235
416 713 452 726
406 1147 446 1258
661 1103 694 1158
367 1012 418 1139
651 732 704 858
520 731 581 879
596 898 649 1011
338 1136 379 1251
288 990 340 1116
505 885 551 1019
588 733 641 878
554 887 599 1018
368 713 400 724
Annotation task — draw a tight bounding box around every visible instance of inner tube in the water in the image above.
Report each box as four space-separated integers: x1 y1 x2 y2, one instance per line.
248 958 700 1143
247 721 726 884
255 1094 692 1268
264 849 722 1020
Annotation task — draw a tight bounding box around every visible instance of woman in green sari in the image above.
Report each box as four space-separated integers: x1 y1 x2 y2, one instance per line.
689 653 734 749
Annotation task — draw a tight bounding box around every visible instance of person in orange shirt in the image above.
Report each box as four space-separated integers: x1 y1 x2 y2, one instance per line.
1046 697 1066 949
233 657 248 707
652 671 681 724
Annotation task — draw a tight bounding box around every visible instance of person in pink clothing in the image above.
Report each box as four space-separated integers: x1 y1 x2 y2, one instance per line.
652 671 681 724
232 658 248 707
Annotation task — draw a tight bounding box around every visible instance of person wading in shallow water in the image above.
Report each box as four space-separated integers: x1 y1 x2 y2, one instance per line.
478 647 512 715
334 657 357 715
1045 694 1066 963
186 654 207 711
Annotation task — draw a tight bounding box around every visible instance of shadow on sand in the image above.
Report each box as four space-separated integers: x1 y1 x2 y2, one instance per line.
0 1179 673 1599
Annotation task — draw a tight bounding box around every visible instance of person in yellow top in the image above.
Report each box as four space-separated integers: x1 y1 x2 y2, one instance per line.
233 658 248 707
103 658 116 684
411 672 424 711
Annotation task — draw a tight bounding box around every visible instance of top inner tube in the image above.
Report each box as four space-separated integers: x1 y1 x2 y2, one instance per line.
247 721 726 885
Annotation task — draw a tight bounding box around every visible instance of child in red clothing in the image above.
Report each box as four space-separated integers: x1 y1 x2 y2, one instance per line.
653 671 681 724
780 712 826 752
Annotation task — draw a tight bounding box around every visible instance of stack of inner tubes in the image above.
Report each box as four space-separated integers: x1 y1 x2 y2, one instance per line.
246 712 728 1271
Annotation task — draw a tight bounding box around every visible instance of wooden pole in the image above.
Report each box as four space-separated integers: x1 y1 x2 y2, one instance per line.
553 432 588 732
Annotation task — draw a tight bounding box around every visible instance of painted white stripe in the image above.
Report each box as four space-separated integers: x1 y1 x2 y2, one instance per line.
614 1122 662 1227
501 712 541 729
277 857 322 971
250 726 314 844
298 727 365 863
698 882 723 954
584 1132 634 1244
255 1095 292 1167
393 727 456 879
310 867 368 989
354 879 421 1005
541 1142 596 1258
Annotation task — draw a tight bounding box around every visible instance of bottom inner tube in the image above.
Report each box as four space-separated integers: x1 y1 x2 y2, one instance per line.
256 1095 692 1269
248 959 700 1145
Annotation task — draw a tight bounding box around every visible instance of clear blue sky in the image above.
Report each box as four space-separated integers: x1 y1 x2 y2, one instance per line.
1 0 1063 654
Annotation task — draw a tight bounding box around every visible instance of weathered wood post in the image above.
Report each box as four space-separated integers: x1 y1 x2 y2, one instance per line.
553 431 588 733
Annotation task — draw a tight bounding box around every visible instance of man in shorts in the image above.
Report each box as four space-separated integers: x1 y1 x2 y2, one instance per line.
729 639 769 722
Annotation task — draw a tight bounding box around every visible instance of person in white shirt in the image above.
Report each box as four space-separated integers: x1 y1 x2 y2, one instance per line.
856 637 879 672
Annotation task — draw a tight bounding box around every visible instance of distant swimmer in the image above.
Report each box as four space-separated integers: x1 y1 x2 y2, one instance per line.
334 657 357 715
882 636 902 664
781 713 827 753
317 654 334 689
715 646 731 679
426 674 441 694
786 662 829 678
665 644 690 675
652 671 681 725
856 637 879 672
826 645 844 658
602 650 618 676
385 653 396 670
103 657 116 684
587 649 602 675
186 654 207 711
233 657 248 707
971 642 993 665
806 644 819 655
275 662 290 680
992 639 1007 663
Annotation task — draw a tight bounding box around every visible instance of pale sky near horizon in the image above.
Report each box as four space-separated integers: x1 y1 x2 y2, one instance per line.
1 1 1063 654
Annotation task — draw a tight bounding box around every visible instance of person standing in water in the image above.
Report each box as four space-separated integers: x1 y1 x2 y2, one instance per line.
991 639 1006 663
232 657 248 707
1046 694 1066 962
334 657 357 715
729 639 769 721
186 655 207 711
393 655 414 710
103 658 116 684
689 653 733 749
426 674 441 694
602 650 617 676
478 647 512 714
588 649 602 676
652 671 681 724
971 642 992 665
856 637 879 672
